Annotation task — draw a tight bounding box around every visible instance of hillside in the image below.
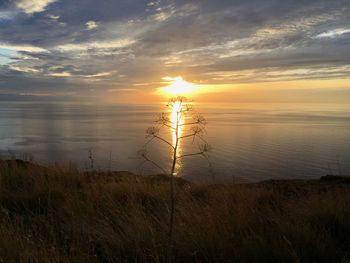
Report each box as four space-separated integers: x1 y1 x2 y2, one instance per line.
0 160 349 262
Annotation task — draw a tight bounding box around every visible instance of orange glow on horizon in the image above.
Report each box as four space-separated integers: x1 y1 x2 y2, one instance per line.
160 76 198 96
102 77 350 104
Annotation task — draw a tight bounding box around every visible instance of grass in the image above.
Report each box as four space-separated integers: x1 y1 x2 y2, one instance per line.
0 160 350 262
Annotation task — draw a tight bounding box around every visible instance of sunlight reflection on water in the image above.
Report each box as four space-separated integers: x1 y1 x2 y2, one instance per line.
0 102 350 182
171 101 184 173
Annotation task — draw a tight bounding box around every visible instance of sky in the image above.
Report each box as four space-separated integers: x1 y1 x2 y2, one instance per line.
0 0 349 103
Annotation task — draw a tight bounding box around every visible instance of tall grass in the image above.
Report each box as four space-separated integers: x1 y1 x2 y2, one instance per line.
0 160 349 262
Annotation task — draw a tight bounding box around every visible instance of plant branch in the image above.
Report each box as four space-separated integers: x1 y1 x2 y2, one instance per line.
158 115 176 126
196 134 207 143
153 135 175 149
141 137 156 149
178 133 197 140
162 123 176 130
141 154 167 174
176 151 206 160
179 121 201 126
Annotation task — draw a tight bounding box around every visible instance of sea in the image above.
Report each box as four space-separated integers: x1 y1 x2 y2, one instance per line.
1 101 349 182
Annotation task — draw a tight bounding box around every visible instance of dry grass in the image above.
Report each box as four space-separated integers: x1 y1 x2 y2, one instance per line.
0 160 350 262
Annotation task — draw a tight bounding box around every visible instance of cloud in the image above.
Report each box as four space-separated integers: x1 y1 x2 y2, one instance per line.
0 10 15 20
86 20 98 30
47 14 60 20
15 0 58 14
9 65 41 73
82 71 112 78
147 2 160 7
0 43 48 53
48 71 71 77
53 38 136 52
315 28 350 38
0 0 349 100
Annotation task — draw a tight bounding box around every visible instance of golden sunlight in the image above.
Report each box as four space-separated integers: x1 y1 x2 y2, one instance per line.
161 76 197 95
170 100 184 174
171 100 183 145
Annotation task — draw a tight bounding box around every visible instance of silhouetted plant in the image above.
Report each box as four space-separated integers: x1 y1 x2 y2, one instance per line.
139 96 210 262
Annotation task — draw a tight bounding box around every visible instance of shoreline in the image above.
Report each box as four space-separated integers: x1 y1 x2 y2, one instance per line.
1 159 349 185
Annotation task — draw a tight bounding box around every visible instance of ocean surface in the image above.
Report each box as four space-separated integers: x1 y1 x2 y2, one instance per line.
1 102 350 182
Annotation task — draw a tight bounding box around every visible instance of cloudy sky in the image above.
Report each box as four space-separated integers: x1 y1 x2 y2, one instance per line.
0 0 349 103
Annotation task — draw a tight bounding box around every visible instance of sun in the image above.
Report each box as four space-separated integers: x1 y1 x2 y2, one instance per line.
161 76 197 95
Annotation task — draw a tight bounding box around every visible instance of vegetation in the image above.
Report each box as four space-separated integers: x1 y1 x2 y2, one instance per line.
0 160 350 262
140 96 210 262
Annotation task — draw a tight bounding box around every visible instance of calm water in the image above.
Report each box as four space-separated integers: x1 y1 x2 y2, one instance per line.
1 102 350 182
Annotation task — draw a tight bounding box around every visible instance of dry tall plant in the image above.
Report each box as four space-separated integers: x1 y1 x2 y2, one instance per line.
139 96 210 262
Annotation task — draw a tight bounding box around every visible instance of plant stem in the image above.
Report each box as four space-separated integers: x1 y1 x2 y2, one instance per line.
167 108 179 263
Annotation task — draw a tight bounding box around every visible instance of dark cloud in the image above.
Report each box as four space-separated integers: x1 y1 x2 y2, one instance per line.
0 0 349 99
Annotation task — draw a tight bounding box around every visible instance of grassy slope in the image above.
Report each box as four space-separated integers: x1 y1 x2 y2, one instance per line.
0 160 350 262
